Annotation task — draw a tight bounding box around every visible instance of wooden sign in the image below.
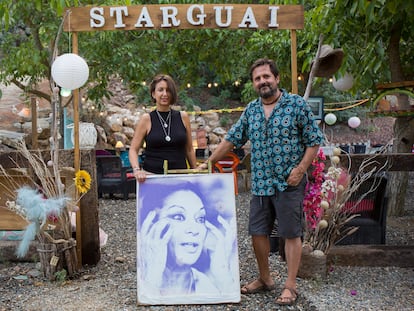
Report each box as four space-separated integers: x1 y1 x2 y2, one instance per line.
64 4 304 32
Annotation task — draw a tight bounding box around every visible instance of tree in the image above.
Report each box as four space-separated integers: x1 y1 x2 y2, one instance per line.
233 0 414 215
1 0 412 214
0 0 254 107
305 0 414 216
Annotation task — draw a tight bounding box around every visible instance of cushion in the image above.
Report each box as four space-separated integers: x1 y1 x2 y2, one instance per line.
342 199 375 214
0 230 26 241
96 149 112 156
103 173 121 178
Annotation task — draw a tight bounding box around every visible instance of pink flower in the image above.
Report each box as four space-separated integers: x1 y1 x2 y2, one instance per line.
48 213 59 223
303 150 326 230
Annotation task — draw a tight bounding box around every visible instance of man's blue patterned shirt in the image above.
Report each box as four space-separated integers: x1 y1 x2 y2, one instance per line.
225 89 324 196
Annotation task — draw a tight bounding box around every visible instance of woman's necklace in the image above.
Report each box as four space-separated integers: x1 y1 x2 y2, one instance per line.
155 110 172 142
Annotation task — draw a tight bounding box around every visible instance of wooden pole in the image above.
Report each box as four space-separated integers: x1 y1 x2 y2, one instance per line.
30 96 38 149
290 29 298 94
72 32 82 268
303 34 324 101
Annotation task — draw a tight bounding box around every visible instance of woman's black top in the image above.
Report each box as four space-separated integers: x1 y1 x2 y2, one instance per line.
143 109 188 174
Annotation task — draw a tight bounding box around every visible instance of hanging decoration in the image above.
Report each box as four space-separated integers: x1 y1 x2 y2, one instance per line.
51 53 89 90
348 116 361 128
323 99 369 112
324 113 337 125
332 73 354 91
60 88 72 97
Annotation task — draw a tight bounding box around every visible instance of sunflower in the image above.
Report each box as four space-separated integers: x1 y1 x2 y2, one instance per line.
74 170 92 194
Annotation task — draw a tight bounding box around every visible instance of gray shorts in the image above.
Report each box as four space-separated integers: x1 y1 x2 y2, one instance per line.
248 177 306 238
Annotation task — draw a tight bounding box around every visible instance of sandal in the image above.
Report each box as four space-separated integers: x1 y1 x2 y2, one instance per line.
241 278 276 295
275 287 298 305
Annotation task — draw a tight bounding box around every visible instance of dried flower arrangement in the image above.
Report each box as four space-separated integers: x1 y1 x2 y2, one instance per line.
302 147 389 256
0 141 91 278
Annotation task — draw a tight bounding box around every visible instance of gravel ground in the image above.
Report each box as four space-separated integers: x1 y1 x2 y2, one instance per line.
1 189 413 311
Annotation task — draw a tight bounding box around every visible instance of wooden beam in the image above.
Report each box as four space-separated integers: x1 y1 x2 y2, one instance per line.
338 153 414 172
376 81 414 90
328 245 414 268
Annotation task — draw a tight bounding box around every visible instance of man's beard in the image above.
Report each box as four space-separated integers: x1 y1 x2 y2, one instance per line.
258 83 277 99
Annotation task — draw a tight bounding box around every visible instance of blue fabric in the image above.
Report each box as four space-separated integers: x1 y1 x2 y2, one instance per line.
0 231 25 241
120 150 131 167
225 89 324 195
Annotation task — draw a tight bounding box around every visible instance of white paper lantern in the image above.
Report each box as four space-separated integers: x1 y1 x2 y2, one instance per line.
324 113 337 125
51 53 89 90
348 116 361 128
333 73 354 91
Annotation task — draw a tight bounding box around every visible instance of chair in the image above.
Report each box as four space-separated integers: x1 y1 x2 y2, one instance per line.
337 175 388 245
96 155 136 200
238 152 251 192
214 152 240 195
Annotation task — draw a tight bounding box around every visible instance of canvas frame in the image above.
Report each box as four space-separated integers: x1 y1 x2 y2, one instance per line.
136 173 240 305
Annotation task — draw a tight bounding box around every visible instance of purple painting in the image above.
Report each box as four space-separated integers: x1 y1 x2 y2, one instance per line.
136 173 240 305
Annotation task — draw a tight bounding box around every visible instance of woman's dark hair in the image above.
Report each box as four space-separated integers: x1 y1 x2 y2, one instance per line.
149 74 178 105
249 58 279 81
139 180 205 225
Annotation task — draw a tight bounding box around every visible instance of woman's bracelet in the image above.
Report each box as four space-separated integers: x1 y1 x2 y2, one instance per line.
133 167 141 172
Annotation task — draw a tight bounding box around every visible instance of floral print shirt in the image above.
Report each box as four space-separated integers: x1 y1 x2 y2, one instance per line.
225 89 324 196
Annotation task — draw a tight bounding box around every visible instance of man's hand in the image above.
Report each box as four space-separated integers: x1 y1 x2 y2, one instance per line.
287 166 305 186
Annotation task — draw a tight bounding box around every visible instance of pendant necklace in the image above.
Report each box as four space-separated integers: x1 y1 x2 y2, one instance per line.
156 110 172 142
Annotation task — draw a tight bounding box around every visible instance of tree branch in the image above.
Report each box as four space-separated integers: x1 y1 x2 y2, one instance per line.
11 78 51 102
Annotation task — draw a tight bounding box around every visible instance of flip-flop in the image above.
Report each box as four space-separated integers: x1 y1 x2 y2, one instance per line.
275 287 299 305
240 278 276 295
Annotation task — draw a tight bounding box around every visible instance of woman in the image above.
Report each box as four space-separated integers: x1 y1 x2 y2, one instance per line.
138 180 236 297
129 74 196 180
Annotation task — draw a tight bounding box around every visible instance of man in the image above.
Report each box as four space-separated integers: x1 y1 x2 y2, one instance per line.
198 58 324 305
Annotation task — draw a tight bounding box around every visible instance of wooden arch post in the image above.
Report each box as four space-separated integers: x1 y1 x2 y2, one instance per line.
290 29 298 94
71 31 82 267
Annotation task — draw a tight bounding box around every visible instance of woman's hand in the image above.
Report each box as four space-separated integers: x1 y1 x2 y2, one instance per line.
133 169 148 183
204 215 237 290
139 210 172 291
195 162 209 171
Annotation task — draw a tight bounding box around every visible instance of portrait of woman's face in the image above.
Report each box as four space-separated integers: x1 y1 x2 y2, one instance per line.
158 190 207 266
